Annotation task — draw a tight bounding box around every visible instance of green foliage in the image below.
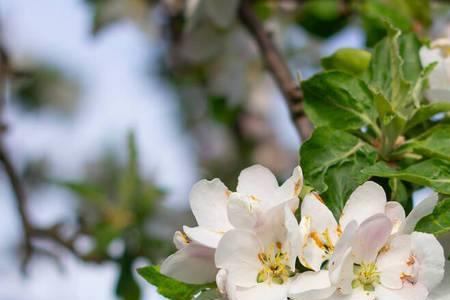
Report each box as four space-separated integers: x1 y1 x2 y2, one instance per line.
300 25 450 224
416 198 450 236
300 127 377 216
302 71 379 133
360 0 431 47
56 132 171 300
321 48 372 75
362 160 450 195
296 0 350 38
137 266 216 300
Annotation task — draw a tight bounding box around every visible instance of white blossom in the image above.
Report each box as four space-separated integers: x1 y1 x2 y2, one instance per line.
419 38 450 102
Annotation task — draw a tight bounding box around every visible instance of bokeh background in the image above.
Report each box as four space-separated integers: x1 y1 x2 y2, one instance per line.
0 0 449 299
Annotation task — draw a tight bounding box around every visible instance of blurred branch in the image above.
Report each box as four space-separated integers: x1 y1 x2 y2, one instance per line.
238 0 313 140
0 44 108 270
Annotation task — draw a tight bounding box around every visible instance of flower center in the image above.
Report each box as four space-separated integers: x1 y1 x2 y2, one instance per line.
352 263 380 292
256 242 293 285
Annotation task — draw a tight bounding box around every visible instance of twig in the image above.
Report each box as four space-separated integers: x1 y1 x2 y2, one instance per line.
238 0 313 140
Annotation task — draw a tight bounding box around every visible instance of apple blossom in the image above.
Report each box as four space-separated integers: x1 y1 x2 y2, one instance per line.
299 181 438 271
215 203 301 300
325 214 445 300
419 38 450 102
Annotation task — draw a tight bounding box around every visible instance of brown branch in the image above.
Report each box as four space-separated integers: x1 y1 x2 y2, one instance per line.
0 44 109 269
238 0 313 140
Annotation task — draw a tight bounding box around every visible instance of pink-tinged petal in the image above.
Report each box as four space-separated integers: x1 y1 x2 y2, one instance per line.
227 193 261 230
274 166 303 206
289 270 336 300
352 214 392 264
340 181 386 228
375 282 428 300
160 244 217 284
377 235 412 289
230 283 289 300
215 230 262 288
401 193 438 234
183 225 223 248
190 179 232 232
385 202 406 234
329 221 358 294
411 232 445 290
428 262 450 300
237 165 279 205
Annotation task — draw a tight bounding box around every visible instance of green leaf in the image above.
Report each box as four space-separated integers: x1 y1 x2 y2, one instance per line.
406 102 450 131
389 178 412 212
116 254 140 300
412 126 450 161
300 127 377 216
56 181 105 206
416 198 450 236
321 48 372 75
137 266 216 300
362 159 450 194
302 71 379 134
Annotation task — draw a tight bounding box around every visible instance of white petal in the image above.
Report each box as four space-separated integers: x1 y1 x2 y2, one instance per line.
227 192 262 230
237 164 279 206
274 166 303 206
326 288 376 300
377 235 412 289
183 225 223 249
411 232 445 290
340 181 387 228
160 244 217 284
229 283 289 300
375 283 428 300
289 270 336 300
385 201 406 234
215 230 262 288
173 231 190 250
299 193 339 271
352 214 392 264
284 204 301 269
329 221 358 294
428 262 450 300
401 193 438 234
190 179 232 232
216 269 228 294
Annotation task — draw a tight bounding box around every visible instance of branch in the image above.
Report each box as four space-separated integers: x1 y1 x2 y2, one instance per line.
238 0 313 140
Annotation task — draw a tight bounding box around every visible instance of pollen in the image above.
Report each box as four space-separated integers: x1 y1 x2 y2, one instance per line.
406 255 416 266
352 263 380 292
256 242 293 285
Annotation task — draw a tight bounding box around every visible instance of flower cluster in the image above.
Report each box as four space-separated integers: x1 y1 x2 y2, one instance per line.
161 165 447 300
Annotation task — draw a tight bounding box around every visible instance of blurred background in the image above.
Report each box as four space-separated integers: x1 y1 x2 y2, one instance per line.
0 0 449 299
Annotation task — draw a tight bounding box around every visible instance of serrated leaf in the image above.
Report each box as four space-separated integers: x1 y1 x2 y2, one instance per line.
406 102 450 131
416 198 450 236
302 71 379 133
300 127 377 216
362 159 450 194
137 266 216 300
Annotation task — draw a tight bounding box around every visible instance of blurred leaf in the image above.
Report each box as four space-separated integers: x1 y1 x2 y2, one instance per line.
14 65 79 114
300 127 377 216
207 95 241 125
406 102 450 131
416 198 450 236
116 254 140 300
388 178 412 212
362 159 450 194
412 126 450 161
321 48 372 75
296 0 350 38
137 266 215 300
360 0 430 47
302 71 379 132
56 181 105 207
